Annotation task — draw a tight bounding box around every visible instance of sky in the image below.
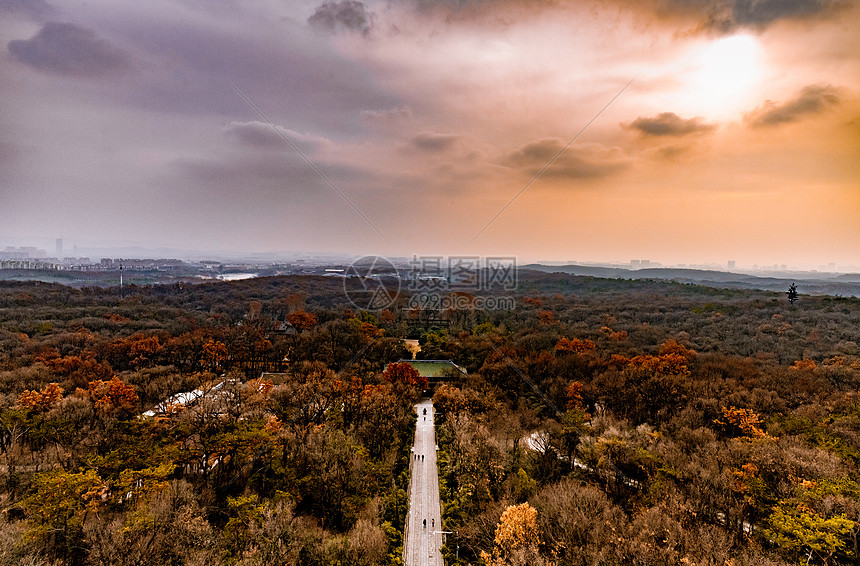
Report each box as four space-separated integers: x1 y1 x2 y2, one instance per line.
1 0 859 269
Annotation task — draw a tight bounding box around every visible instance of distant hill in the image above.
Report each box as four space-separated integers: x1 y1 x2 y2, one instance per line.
521 264 860 297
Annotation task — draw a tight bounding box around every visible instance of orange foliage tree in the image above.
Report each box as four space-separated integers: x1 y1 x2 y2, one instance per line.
127 336 163 366
287 311 318 332
791 358 817 371
383 362 428 389
358 321 381 340
566 381 585 411
480 502 551 566
202 339 229 369
87 377 139 418
555 337 596 354
658 339 696 360
18 383 64 413
714 406 776 440
625 352 690 377
103 334 164 369
39 354 113 388
538 310 556 325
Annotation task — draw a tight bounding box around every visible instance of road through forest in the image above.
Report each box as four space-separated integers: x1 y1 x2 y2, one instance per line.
404 399 444 566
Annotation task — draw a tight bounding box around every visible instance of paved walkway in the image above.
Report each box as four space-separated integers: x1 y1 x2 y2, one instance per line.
404 399 444 566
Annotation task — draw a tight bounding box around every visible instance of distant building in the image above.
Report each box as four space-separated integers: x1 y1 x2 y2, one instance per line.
386 359 467 385
727 260 736 270
0 246 48 260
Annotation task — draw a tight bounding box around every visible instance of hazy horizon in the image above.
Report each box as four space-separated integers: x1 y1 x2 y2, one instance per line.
2 237 858 274
2 0 859 268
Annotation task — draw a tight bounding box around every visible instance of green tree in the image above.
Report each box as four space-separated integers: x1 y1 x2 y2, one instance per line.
23 468 103 565
763 502 853 565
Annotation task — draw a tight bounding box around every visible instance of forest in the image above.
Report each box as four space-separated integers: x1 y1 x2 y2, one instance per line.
1 270 859 565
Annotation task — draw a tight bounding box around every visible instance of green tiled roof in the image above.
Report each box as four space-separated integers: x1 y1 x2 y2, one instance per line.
393 359 466 378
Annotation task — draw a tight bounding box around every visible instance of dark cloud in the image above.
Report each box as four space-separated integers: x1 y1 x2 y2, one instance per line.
7 22 131 77
308 0 373 34
501 138 629 180
744 85 841 128
724 0 845 30
409 0 560 23
103 17 397 134
630 0 849 33
0 0 52 18
625 112 717 136
224 121 329 153
410 132 460 152
410 0 846 32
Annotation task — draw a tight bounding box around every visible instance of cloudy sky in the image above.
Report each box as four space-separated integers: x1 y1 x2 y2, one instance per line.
2 0 858 268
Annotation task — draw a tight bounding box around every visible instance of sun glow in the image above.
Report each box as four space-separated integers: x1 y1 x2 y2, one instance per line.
684 35 762 119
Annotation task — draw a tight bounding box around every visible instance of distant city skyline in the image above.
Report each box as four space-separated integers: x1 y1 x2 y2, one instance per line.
2 1 858 268
1 237 856 274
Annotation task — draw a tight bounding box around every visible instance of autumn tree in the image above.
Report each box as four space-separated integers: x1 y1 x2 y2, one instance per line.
714 406 775 440
355 382 413 458
480 502 553 566
554 381 591 471
434 383 469 416
383 361 428 389
18 382 64 413
792 358 817 371
537 310 556 325
763 478 859 565
555 337 595 354
201 338 228 370
287 311 318 332
102 334 164 370
39 354 113 389
533 479 625 565
764 503 853 565
84 478 216 566
87 376 139 419
23 468 103 565
566 381 585 411
658 339 696 361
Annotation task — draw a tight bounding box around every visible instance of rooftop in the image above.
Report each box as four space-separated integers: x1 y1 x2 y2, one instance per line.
394 359 467 378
